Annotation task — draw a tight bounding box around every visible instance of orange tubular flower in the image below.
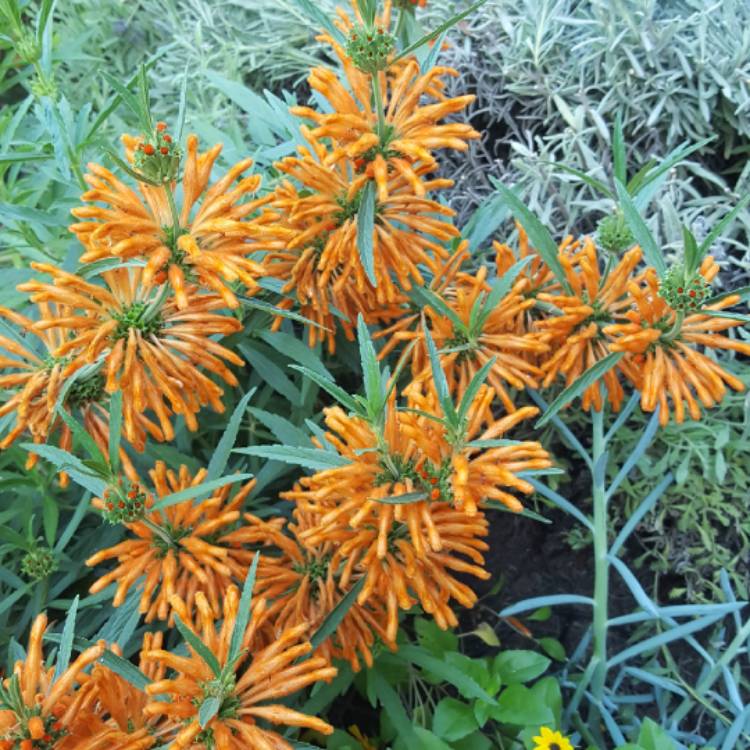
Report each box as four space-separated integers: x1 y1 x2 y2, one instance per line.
143 586 337 750
69 134 286 309
221 509 396 671
534 242 644 411
0 303 137 484
265 131 458 350
284 387 550 640
0 613 105 748
395 267 551 412
18 265 243 448
606 258 750 425
60 634 169 750
87 462 255 623
292 27 478 200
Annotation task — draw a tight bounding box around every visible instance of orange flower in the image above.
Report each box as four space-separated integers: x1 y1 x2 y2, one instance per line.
142 585 337 750
390 267 550 412
222 508 396 670
534 242 644 411
284 386 550 639
69 135 286 309
0 613 105 748
293 24 478 199
606 258 750 425
0 303 136 484
59 633 169 750
18 265 243 448
265 131 458 350
87 462 255 622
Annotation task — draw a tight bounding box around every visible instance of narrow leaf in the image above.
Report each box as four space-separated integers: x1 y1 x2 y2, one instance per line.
100 650 151 691
310 577 366 651
108 391 122 474
699 193 750 254
207 389 255 481
228 552 259 665
54 595 79 682
370 491 428 505
290 0 347 45
174 615 222 676
535 352 624 427
151 474 253 512
489 178 568 288
289 365 363 415
20 443 107 496
357 181 376 286
612 112 627 185
234 445 350 471
198 696 221 729
614 178 666 275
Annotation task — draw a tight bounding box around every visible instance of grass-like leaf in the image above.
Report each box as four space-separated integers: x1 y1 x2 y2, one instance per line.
20 443 107 496
699 193 750 255
535 352 624 428
174 614 222 677
207 389 255 481
53 595 79 682
228 552 259 666
310 577 366 652
614 178 666 276
612 112 627 185
370 491 428 505
198 696 221 729
289 365 362 415
108 391 122 474
357 181 377 286
234 445 350 471
151 474 253 512
489 178 568 289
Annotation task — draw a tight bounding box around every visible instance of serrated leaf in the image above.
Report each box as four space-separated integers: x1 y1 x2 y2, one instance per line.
535 352 624 427
228 552 259 666
20 443 107 496
100 650 151 691
423 326 458 426
174 614 222 677
150 474 253 512
289 365 362 415
699 193 750 255
234 445 350 471
207 389 255 481
54 595 79 682
357 314 383 412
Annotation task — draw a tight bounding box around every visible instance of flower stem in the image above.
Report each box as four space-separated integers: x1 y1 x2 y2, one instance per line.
371 74 387 143
164 182 181 241
588 406 609 735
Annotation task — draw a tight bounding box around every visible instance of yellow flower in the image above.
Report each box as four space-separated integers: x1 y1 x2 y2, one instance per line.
532 726 575 750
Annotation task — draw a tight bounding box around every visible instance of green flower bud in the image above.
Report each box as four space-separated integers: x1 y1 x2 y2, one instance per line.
659 265 711 311
102 483 148 525
21 546 58 581
597 211 634 255
346 24 396 74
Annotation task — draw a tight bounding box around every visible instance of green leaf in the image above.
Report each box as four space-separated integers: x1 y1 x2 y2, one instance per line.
174 614 222 677
370 669 419 745
234 445 350 471
415 617 458 655
698 310 750 324
545 161 613 199
108 391 123 474
637 718 678 750
310 577 366 652
176 64 188 141
54 595 79 682
198 696 221 729
632 136 714 198
399 645 497 704
410 286 468 336
538 637 566 661
289 365 362 415
101 71 151 133
358 0 377 26
490 683 554 726
137 64 154 132
357 181 377 286
682 225 702 277
535 351 624 428
612 112 627 185
493 650 550 684
357 314 383 412
260 331 331 379
423 326 457 425
228 552 259 666
103 148 161 186
393 0 488 63
207 389 255 481
704 285 750 306
20 443 107 496
42 495 59 547
457 358 495 425
239 294 331 331
370 491 428 505
433 697 478 741
150 474 253 512
100 650 151 691
56 408 108 471
290 0 347 45
463 192 510 251
0 201 63 226
475 256 532 333
488 178 568 289
699 193 750 255
0 151 52 164
615 178 666 275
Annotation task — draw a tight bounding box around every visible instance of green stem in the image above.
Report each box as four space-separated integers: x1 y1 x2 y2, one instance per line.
164 182 181 240
589 406 609 734
663 309 685 342
142 517 175 548
371 74 387 143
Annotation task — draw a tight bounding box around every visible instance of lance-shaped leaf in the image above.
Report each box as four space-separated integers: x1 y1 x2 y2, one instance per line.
310 577 366 652
357 181 377 286
234 445 350 471
150 474 253 512
207 389 255 481
614 178 666 276
174 614 222 677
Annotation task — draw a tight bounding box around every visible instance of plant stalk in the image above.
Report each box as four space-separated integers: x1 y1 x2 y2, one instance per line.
589 407 609 731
